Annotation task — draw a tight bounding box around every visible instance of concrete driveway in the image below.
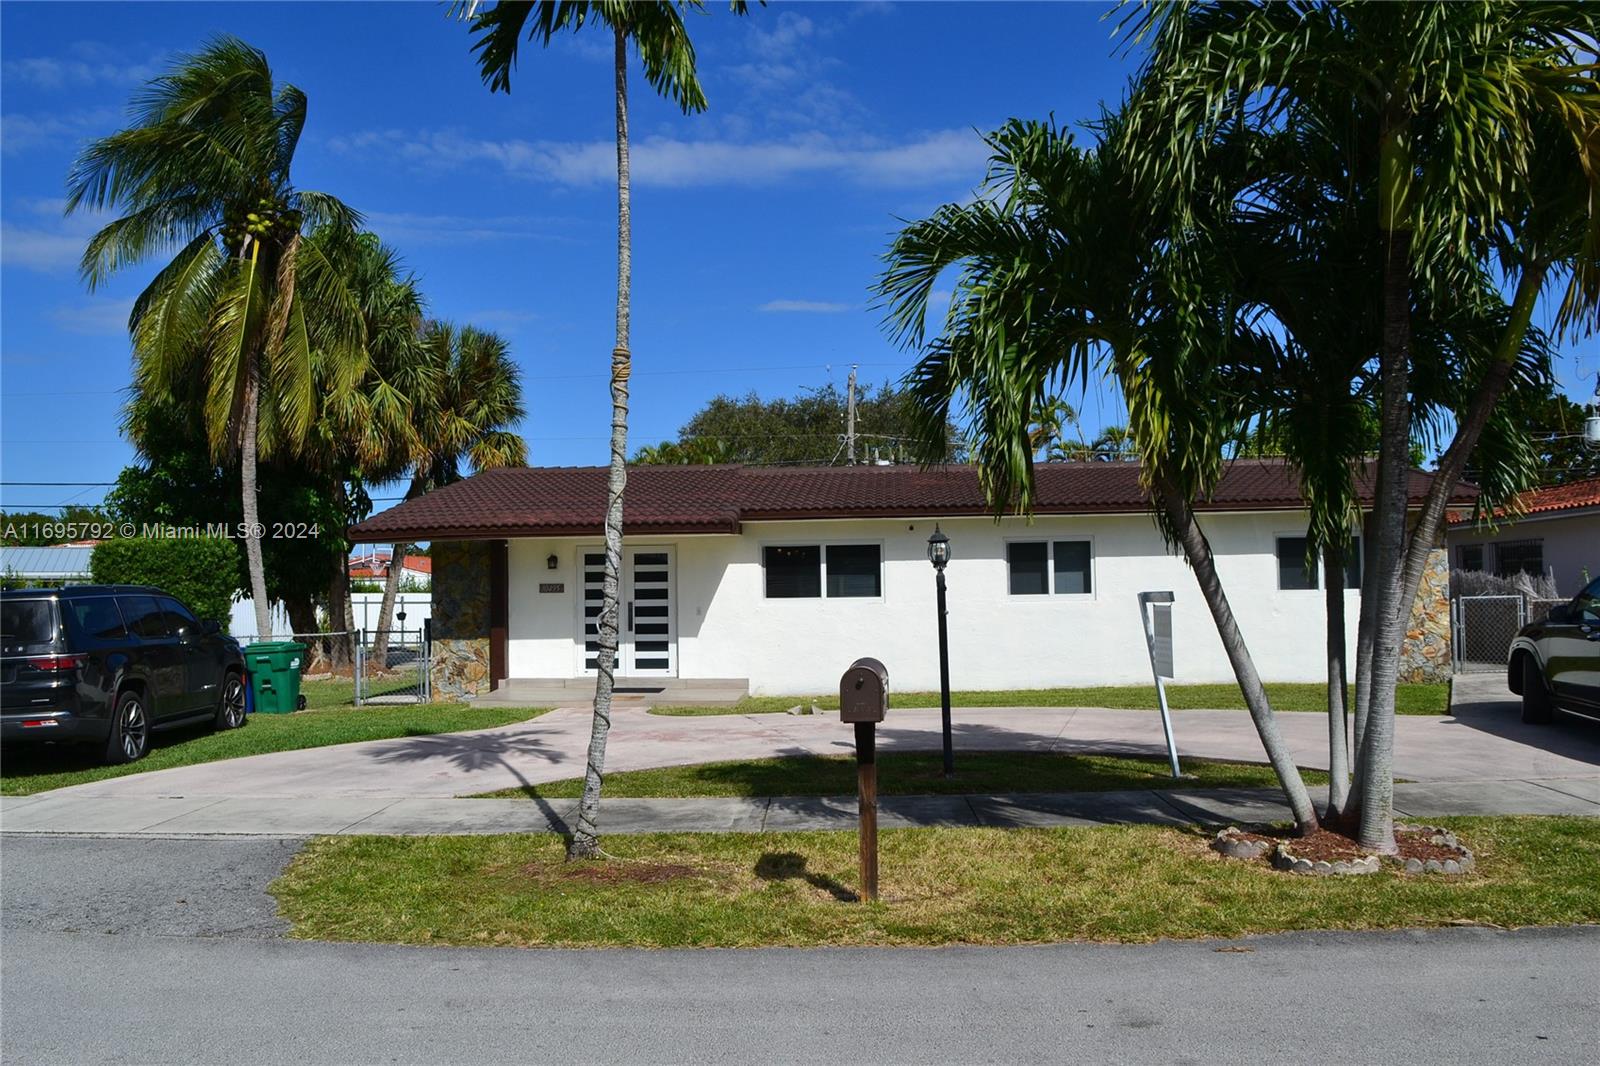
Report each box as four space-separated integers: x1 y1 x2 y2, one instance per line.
36 672 1598 801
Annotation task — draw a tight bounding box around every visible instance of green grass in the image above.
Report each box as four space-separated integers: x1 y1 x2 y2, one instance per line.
469 751 1328 800
0 702 550 796
651 682 1452 717
270 816 1600 948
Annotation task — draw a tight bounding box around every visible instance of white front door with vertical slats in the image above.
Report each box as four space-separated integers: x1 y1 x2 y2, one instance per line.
577 545 677 678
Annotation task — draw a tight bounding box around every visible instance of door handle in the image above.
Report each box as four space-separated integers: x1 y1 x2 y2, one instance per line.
627 601 634 633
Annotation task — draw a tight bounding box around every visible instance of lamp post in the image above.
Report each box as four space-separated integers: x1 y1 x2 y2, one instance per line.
927 524 954 777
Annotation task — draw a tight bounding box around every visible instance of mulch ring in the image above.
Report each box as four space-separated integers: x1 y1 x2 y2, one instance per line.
1212 824 1474 877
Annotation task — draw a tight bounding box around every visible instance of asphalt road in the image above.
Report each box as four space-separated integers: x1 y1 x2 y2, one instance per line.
3 837 1598 1065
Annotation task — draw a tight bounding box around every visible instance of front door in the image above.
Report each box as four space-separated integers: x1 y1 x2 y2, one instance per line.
578 545 677 678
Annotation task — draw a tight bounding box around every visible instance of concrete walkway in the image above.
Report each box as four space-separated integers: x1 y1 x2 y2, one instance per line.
4 776 1598 839
2 671 1594 836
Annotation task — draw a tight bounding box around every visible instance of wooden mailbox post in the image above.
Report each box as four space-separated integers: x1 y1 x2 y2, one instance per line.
839 657 888 902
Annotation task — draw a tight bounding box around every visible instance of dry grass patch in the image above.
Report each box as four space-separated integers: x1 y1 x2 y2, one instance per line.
270 816 1600 949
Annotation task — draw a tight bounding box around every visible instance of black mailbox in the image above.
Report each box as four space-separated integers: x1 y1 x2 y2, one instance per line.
839 657 889 723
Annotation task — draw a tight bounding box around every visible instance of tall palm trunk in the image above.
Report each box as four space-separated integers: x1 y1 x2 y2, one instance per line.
1157 479 1319 834
1352 223 1414 853
372 540 407 664
241 367 273 640
327 479 355 670
570 25 631 860
1323 542 1350 820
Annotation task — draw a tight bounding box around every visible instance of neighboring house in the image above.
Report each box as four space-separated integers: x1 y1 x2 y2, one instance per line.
348 461 1470 700
1447 475 1600 596
348 549 432 585
0 543 96 585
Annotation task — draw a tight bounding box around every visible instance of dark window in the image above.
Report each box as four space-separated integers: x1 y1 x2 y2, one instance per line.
158 596 200 637
1456 544 1483 572
1052 541 1092 595
1276 537 1317 590
118 596 170 639
1495 540 1543 579
1345 537 1363 591
70 598 127 642
1008 542 1049 595
764 545 821 598
826 544 881 598
1 598 58 650
1573 577 1600 622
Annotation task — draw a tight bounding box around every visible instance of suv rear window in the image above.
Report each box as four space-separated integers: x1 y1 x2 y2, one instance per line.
1 599 60 653
68 598 129 643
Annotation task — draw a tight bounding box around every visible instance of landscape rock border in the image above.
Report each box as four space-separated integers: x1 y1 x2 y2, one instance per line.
1210 827 1271 861
1270 843 1380 877
1390 823 1476 876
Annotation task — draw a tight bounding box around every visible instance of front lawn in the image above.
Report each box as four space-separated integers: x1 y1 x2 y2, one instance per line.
271 816 1600 948
469 751 1328 800
651 682 1451 716
0 703 550 796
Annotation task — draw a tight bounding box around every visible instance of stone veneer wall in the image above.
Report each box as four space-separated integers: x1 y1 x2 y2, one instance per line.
430 541 492 700
1399 545 1451 683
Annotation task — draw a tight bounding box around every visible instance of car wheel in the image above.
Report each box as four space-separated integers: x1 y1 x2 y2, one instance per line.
214 673 247 731
1520 654 1554 725
104 690 150 764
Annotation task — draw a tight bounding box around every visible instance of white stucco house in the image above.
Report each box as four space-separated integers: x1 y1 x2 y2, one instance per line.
1447 474 1600 596
347 460 1466 700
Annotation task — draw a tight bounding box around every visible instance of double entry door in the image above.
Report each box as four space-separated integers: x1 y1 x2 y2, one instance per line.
578 545 677 678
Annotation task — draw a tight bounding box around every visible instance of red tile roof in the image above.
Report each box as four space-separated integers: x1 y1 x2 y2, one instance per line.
349 460 1473 543
1448 475 1600 526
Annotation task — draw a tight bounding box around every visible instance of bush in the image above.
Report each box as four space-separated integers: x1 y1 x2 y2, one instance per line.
90 537 241 629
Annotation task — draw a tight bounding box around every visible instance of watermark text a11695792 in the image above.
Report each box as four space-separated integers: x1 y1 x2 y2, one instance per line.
2 520 324 542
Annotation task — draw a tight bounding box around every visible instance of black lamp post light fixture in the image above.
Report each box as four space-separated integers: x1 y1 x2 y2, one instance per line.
927 524 954 777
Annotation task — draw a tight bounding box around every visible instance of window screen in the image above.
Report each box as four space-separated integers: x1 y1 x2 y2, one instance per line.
764 545 821 598
1276 537 1317 590
1052 541 1092 595
1456 544 1484 572
1495 540 1544 579
1008 542 1049 595
825 544 881 598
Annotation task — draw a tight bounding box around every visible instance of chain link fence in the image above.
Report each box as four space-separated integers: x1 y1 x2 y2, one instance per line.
354 628 431 705
1451 595 1570 674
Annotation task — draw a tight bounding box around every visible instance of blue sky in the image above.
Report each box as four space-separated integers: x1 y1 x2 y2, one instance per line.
1 2 1594 519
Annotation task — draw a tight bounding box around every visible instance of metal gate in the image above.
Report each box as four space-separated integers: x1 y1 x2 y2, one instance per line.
1451 594 1566 674
355 628 431 704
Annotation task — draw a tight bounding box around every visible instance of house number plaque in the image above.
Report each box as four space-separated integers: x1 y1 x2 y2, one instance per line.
538 582 564 594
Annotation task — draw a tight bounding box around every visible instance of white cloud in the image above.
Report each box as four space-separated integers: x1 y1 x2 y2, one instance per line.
330 128 987 189
2 107 120 154
1 200 113 273
3 42 155 90
758 299 852 314
48 297 133 336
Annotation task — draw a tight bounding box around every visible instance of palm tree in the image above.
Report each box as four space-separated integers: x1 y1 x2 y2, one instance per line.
1090 424 1135 461
304 231 429 669
462 0 749 858
371 322 528 664
879 116 1324 834
1126 0 1600 850
68 37 366 640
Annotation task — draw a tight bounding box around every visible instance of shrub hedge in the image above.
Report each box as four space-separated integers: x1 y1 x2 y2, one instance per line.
90 536 241 629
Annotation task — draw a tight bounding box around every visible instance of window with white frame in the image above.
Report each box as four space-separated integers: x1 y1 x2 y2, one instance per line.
763 544 882 599
1276 535 1363 591
1007 540 1093 596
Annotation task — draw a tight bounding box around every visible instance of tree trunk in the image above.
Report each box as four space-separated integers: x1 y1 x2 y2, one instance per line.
1323 542 1350 821
372 541 406 665
241 367 273 640
1352 224 1414 854
327 479 354 671
1157 478 1319 834
285 594 320 669
570 26 632 860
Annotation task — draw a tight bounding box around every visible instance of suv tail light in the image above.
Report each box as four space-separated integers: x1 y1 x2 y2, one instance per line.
27 654 86 673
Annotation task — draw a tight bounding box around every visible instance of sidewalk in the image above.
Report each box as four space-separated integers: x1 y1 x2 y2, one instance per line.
3 776 1596 838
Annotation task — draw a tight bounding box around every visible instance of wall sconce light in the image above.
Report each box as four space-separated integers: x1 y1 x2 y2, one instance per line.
546 554 559 570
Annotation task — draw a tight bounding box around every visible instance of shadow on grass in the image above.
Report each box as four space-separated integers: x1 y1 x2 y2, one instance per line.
372 731 575 843
0 717 220 783
755 851 858 903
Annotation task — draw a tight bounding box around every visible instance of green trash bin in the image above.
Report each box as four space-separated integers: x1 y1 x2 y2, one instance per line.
243 641 307 714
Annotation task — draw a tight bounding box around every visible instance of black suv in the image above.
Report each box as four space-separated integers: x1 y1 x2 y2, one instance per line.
1508 575 1600 724
1 586 248 764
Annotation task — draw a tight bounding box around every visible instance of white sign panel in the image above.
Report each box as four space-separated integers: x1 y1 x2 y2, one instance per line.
1151 603 1174 678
